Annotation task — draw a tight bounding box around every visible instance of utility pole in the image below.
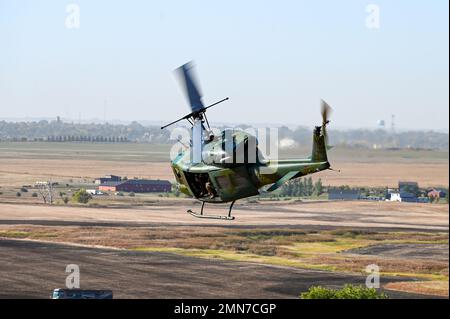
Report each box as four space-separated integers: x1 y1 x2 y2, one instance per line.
391 114 396 133
48 179 54 204
104 98 107 123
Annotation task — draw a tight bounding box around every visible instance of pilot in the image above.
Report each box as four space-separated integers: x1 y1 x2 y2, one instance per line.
194 175 205 197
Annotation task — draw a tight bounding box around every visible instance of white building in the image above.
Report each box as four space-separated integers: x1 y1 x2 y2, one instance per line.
387 192 402 202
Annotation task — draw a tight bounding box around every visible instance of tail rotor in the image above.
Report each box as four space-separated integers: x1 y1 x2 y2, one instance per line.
320 99 333 146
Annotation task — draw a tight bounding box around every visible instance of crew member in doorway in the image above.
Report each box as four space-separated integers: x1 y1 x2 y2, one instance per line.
205 180 214 199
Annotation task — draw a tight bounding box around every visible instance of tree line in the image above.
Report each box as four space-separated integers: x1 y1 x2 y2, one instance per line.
46 135 129 143
278 177 324 197
0 119 448 149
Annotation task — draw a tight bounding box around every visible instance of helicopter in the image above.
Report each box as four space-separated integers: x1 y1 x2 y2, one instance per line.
161 62 333 220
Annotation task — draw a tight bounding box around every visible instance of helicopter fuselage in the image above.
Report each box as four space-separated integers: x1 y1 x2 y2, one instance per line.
171 129 330 203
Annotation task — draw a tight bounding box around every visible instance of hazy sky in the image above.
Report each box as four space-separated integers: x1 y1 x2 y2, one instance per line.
0 0 448 130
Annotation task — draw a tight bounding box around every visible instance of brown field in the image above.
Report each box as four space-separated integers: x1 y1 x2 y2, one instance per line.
0 142 448 188
0 142 448 298
0 200 448 297
0 158 171 187
0 158 448 188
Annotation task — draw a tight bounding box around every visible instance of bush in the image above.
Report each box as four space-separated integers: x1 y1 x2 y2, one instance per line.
300 285 388 299
72 189 92 204
116 192 124 196
16 192 21 197
20 187 28 193
31 192 38 197
63 197 69 204
129 192 135 197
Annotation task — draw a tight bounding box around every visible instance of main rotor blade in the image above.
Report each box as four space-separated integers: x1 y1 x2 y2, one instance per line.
160 97 229 130
160 116 186 130
175 61 204 113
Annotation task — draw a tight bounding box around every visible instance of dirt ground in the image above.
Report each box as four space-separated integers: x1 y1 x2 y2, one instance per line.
0 239 429 299
0 201 447 231
0 200 448 298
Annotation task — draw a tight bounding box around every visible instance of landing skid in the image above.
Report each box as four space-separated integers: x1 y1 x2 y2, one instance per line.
187 201 236 220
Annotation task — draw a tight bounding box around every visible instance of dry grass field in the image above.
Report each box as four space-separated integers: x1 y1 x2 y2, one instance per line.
0 142 448 188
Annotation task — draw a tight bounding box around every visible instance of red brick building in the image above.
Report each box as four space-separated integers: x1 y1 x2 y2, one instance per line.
99 179 172 193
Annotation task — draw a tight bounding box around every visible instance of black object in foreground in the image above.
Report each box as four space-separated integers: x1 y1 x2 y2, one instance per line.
51 289 113 299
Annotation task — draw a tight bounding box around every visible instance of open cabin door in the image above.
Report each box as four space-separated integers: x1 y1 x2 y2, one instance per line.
183 171 220 201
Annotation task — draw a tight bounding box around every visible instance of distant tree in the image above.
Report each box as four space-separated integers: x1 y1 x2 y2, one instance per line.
31 192 38 197
129 192 135 197
16 192 21 197
72 189 92 204
314 178 323 196
297 179 304 196
37 181 54 204
286 182 293 197
292 180 299 197
306 177 314 196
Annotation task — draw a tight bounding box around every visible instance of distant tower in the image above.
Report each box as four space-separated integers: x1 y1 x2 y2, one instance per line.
104 98 107 123
56 116 61 123
391 114 395 133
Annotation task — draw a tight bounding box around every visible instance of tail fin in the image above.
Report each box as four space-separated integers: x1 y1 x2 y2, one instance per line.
311 126 328 162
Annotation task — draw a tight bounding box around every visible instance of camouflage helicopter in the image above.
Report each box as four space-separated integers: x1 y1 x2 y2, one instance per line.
161 62 333 220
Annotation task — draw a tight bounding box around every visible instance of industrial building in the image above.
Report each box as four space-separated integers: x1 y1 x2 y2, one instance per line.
95 174 121 185
328 189 360 201
99 179 172 193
